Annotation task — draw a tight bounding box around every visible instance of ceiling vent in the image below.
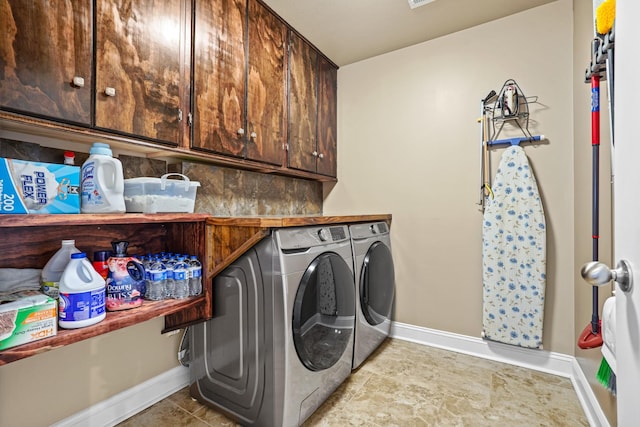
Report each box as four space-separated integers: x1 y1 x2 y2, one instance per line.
408 0 436 9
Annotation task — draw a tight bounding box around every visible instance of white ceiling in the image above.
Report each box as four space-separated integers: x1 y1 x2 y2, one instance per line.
262 0 558 66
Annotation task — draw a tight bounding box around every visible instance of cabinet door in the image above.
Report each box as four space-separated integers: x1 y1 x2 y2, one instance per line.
0 0 92 125
317 57 337 177
287 31 318 173
246 0 286 166
192 0 247 158
95 0 186 145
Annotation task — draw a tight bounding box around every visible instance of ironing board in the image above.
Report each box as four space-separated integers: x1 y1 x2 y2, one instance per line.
482 145 546 349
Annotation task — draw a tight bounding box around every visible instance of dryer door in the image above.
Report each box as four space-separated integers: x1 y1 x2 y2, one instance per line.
292 252 355 371
360 242 395 325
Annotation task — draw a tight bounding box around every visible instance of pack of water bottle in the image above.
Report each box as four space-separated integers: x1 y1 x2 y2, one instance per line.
138 252 202 301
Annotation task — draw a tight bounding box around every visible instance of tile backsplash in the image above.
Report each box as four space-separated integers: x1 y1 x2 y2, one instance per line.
0 138 322 216
181 161 322 216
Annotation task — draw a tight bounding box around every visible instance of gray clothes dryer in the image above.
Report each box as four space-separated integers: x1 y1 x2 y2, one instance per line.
350 221 395 369
189 225 356 427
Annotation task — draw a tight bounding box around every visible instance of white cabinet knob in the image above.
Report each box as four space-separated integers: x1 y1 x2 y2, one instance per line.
312 151 318 157
250 131 257 139
237 128 245 136
105 87 116 97
318 153 324 159
72 76 85 88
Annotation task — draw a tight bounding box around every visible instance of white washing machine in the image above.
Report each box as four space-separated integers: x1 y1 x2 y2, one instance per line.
189 224 356 426
350 221 395 369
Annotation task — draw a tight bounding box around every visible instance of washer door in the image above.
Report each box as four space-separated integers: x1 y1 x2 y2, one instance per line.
360 242 395 325
292 252 355 371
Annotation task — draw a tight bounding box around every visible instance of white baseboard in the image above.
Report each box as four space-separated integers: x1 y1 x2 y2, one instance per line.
390 321 609 427
53 322 609 427
51 365 189 427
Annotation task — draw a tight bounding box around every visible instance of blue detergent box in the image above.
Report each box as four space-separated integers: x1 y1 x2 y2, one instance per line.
0 158 80 214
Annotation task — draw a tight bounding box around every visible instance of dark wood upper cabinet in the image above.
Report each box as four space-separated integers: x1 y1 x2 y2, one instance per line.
287 31 318 174
0 0 92 125
193 0 285 166
95 0 188 146
317 56 337 177
192 0 247 158
246 0 286 166
287 32 337 178
1 0 337 181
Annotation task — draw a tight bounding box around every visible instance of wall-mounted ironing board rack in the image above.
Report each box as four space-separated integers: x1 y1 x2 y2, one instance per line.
487 135 545 147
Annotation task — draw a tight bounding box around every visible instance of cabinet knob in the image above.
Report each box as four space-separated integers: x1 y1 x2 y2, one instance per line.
250 131 257 139
72 76 85 88
105 87 116 97
237 128 245 136
312 151 318 157
318 153 324 159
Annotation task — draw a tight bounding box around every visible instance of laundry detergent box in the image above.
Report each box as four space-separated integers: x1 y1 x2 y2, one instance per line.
0 291 57 351
0 158 80 214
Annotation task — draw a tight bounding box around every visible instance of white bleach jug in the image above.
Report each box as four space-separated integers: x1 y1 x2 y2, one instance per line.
41 239 81 298
81 142 126 213
58 252 106 329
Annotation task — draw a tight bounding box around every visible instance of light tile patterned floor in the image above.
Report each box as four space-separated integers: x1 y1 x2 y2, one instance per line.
118 339 588 426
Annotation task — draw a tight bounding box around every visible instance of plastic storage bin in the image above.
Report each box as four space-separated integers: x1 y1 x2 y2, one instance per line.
123 173 200 213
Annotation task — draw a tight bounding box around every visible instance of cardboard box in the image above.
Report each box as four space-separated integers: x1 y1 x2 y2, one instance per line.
0 291 57 351
0 158 80 214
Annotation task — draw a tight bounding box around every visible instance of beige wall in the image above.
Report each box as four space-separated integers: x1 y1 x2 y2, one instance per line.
324 0 577 353
0 318 181 426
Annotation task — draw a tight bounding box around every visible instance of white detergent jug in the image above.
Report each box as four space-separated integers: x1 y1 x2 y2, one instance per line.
41 239 81 298
58 252 106 329
81 142 125 213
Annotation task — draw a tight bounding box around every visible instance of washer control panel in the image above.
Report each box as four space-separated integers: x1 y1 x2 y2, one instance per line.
277 225 350 250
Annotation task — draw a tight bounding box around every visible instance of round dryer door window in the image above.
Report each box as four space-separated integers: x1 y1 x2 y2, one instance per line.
292 252 355 371
361 242 395 325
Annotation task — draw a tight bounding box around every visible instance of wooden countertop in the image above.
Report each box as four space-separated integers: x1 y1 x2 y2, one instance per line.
206 214 391 227
204 214 392 282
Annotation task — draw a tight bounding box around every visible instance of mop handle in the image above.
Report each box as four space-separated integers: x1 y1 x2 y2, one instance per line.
591 73 601 335
592 74 600 258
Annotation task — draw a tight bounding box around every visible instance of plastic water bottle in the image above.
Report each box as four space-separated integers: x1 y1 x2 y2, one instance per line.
188 255 202 296
81 142 126 213
41 240 81 298
145 257 167 301
172 256 190 299
58 252 106 329
164 256 176 298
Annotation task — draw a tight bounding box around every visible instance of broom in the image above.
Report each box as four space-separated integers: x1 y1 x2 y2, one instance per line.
596 357 616 395
596 296 617 395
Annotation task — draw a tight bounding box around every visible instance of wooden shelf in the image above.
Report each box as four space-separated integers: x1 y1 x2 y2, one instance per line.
0 213 210 228
0 296 203 365
0 213 210 365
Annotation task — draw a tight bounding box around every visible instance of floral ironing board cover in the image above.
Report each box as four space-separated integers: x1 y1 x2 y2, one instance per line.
482 145 546 349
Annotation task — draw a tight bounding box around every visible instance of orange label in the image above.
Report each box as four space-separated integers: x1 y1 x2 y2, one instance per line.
30 328 55 340
24 308 57 323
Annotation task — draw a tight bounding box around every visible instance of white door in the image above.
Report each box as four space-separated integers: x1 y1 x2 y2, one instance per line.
613 0 640 424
